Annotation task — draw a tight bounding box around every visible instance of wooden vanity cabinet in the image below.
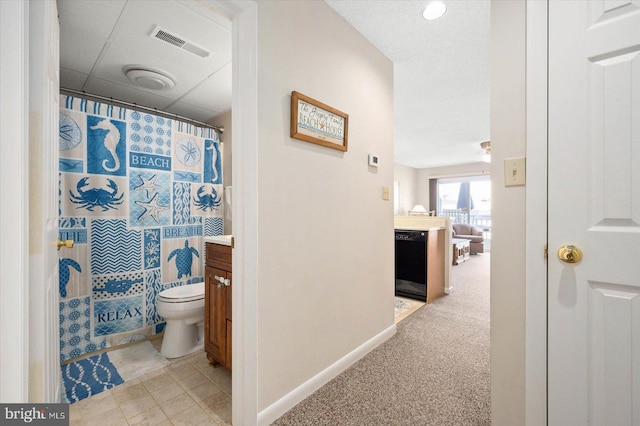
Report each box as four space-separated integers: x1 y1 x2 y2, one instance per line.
205 242 232 370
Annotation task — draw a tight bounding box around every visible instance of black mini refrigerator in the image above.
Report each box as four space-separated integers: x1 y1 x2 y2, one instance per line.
394 229 427 301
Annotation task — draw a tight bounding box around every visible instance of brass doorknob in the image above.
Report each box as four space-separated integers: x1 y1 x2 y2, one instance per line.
558 245 582 263
57 238 74 251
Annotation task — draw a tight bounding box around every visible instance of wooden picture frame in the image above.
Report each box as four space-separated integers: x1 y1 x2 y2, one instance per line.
290 91 349 152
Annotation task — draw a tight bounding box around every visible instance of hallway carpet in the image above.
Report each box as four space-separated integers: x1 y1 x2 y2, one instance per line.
273 254 490 425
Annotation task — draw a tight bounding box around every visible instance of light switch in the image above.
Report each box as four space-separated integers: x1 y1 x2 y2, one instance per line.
382 186 390 200
504 157 526 186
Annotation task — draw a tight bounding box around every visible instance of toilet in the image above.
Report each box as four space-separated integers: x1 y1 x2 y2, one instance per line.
156 282 205 358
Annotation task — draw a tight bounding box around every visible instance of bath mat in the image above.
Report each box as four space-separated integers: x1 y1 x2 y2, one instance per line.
61 340 169 404
394 298 408 309
394 297 425 323
107 340 170 381
61 352 123 403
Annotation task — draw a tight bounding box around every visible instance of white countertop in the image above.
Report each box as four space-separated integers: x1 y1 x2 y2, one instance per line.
204 235 232 246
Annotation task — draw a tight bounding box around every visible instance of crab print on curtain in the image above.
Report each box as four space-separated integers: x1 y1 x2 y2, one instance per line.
58 95 224 362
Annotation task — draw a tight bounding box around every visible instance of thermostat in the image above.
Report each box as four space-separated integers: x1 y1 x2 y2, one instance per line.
368 154 379 167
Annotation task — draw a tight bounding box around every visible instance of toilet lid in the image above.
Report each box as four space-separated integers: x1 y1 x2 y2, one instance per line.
158 282 204 302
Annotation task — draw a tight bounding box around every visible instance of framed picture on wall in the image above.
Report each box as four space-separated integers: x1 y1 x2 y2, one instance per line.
290 91 349 152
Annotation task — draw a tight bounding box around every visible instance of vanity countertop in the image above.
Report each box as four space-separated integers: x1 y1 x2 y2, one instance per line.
204 235 232 246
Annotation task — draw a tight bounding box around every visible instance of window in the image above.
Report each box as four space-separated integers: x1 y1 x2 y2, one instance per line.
437 176 491 247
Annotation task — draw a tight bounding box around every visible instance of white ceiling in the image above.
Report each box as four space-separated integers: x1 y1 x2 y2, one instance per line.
57 0 232 123
325 0 491 169
58 0 490 169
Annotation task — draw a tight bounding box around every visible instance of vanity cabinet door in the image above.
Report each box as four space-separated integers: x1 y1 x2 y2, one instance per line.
205 265 228 367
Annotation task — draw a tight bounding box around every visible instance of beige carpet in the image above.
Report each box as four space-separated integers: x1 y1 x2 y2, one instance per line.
273 254 490 425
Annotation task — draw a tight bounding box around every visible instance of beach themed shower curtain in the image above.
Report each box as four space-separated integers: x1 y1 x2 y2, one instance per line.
58 95 223 362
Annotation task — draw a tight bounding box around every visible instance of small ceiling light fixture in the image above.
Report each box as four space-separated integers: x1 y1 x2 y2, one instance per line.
124 66 176 91
423 1 447 21
480 141 491 163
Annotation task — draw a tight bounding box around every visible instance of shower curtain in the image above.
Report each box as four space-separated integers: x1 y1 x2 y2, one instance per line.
57 95 224 362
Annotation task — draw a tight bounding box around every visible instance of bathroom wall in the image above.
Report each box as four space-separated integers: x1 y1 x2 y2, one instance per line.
256 0 394 411
57 95 224 362
209 110 232 234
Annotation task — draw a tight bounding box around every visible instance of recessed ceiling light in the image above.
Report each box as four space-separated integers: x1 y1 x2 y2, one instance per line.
423 1 447 21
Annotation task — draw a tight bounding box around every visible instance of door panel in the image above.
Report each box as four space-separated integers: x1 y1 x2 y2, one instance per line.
29 0 61 401
45 0 61 400
588 47 640 228
588 282 640 425
548 1 640 424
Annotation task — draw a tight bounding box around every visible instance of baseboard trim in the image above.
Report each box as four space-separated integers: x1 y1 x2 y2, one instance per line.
257 324 397 426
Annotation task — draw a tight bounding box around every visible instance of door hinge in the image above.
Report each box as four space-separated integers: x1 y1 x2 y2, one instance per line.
544 245 548 259
231 236 235 249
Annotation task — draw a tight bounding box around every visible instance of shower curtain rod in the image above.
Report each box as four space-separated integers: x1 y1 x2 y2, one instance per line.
60 88 224 134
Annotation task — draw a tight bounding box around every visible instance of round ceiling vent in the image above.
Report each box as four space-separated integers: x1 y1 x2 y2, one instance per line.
124 67 176 91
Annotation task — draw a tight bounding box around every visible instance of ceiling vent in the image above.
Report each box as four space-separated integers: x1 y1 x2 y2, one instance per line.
149 25 212 59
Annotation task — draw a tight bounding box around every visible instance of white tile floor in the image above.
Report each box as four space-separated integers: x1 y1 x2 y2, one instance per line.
69 340 231 426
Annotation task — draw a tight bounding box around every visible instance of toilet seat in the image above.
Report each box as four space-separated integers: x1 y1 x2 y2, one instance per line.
158 282 204 303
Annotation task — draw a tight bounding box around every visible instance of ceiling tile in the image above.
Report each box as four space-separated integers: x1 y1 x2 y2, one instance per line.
60 68 89 91
108 0 231 72
58 0 232 126
59 27 111 75
83 76 174 111
88 1 232 102
163 102 220 124
176 62 232 112
57 0 127 39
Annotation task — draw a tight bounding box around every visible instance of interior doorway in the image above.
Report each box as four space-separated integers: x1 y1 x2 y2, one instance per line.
53 1 258 424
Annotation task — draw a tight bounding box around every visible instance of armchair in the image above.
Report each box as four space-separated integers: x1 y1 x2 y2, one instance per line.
452 223 485 254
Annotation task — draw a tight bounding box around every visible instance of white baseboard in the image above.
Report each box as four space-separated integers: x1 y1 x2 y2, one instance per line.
257 324 397 426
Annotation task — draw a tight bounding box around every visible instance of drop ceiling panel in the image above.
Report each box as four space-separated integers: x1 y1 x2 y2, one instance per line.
107 0 231 71
58 0 232 125
176 0 233 31
57 0 127 39
83 77 175 111
89 44 197 99
88 1 231 101
59 30 110 75
177 62 232 112
60 68 89 91
163 101 220 123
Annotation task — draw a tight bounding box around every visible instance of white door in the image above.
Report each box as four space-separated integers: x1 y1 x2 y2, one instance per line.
548 1 640 424
0 1 30 401
29 0 62 401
